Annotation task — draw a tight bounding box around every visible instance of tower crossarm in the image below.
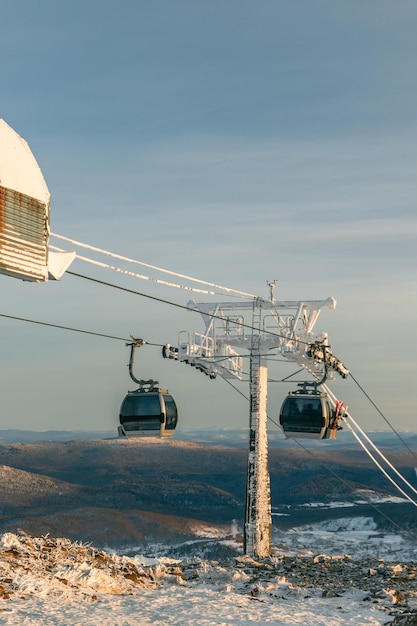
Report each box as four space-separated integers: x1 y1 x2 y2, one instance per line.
188 298 333 342
166 297 337 381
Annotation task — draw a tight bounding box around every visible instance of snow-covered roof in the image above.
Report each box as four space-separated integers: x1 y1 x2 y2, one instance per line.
0 119 51 281
0 118 50 205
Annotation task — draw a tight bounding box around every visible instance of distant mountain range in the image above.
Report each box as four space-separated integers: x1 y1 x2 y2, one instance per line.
1 427 417 448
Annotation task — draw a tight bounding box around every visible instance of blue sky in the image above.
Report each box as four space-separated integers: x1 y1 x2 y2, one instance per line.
1 1 416 435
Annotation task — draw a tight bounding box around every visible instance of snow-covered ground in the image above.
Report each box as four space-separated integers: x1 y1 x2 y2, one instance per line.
0 588 398 625
1 518 416 625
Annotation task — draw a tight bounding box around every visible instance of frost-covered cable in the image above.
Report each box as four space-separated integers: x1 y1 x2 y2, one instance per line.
290 436 409 535
323 384 417 498
350 372 417 461
345 412 417 497
50 245 219 296
342 419 417 507
51 232 257 299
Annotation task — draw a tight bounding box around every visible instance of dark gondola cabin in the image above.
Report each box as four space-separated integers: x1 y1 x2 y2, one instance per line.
279 390 337 440
118 388 178 438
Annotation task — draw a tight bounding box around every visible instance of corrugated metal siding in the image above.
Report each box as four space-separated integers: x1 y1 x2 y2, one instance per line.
0 185 48 282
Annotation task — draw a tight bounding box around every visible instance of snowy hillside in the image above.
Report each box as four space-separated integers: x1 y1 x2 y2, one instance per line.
0 436 415 550
0 530 416 625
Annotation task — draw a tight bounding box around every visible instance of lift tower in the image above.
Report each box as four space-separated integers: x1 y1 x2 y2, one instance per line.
164 290 341 558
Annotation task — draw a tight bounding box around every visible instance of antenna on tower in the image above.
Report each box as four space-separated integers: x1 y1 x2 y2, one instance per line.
266 279 277 302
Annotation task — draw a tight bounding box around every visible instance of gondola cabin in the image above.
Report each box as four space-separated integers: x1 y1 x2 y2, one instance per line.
279 390 337 440
118 388 178 438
